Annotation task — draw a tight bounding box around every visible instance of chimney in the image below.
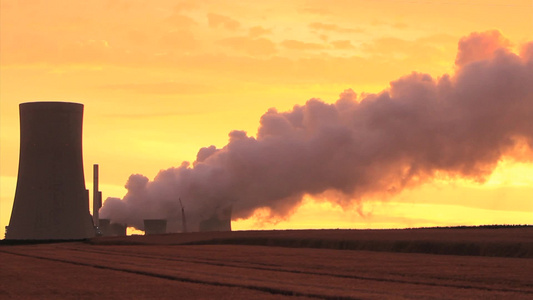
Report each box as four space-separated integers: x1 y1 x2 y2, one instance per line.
93 164 101 227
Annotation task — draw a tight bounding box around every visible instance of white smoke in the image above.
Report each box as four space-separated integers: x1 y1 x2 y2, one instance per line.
100 31 533 231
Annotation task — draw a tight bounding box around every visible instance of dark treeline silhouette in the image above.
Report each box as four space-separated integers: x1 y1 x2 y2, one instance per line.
410 224 532 230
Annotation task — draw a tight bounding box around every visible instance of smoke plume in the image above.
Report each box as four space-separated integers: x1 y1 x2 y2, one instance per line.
100 31 533 231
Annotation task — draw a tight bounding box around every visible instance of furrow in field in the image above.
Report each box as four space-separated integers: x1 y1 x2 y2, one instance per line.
61 243 533 294
0 250 314 300
3 244 532 300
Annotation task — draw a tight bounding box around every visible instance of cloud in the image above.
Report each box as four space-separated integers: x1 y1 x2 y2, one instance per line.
309 22 364 33
159 30 198 51
392 22 408 29
455 30 511 66
282 40 325 50
521 42 533 62
165 14 198 28
100 82 214 95
360 35 456 68
207 13 241 31
331 40 354 49
217 36 277 56
299 6 331 15
249 26 271 38
61 39 114 63
173 1 202 13
101 31 533 231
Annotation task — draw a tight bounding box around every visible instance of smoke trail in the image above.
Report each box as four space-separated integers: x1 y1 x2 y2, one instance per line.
100 31 533 231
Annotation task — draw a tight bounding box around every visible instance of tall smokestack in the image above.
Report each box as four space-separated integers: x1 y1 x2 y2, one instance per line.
6 102 95 240
93 164 101 227
179 198 187 233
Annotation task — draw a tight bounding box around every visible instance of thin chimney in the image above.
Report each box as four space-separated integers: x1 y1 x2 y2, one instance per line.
93 164 101 227
179 198 187 233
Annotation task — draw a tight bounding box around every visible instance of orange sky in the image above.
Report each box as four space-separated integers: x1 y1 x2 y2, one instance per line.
1 0 532 234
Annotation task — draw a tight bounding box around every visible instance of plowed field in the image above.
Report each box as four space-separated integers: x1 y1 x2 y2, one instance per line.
1 228 532 299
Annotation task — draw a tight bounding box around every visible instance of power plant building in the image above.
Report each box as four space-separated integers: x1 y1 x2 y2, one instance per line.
144 219 167 235
98 219 127 237
199 206 232 232
6 102 95 240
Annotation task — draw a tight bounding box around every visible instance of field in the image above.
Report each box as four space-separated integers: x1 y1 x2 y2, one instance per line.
1 227 532 299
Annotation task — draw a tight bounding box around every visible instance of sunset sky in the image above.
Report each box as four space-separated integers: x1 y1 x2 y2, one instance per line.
1 0 532 234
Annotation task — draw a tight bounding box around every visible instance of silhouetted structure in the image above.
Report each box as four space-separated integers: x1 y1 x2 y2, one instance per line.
92 164 102 228
179 198 187 233
144 219 167 235
199 206 232 232
6 102 95 240
98 219 127 236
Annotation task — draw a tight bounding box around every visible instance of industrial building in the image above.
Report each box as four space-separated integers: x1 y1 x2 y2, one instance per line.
6 102 95 240
98 219 127 236
199 206 232 232
144 219 167 235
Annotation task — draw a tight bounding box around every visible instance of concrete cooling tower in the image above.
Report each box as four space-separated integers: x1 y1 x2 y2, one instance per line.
5 102 95 240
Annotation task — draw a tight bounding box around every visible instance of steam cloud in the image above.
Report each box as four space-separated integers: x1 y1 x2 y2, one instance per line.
100 31 533 231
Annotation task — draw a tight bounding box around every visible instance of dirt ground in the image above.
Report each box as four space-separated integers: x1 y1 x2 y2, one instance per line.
1 228 532 299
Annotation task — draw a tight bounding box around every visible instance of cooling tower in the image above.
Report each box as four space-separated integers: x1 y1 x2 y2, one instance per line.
144 219 167 235
5 102 95 240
